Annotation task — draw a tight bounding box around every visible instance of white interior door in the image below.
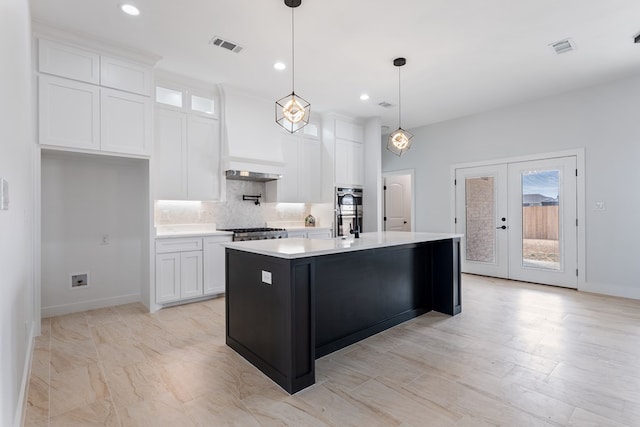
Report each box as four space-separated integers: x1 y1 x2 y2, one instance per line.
455 156 577 288
508 157 577 287
384 175 412 231
455 165 509 278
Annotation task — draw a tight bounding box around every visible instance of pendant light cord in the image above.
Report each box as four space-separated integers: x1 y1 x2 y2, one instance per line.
398 66 402 129
291 6 295 93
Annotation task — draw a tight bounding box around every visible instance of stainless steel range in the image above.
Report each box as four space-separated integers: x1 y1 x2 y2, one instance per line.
219 227 288 241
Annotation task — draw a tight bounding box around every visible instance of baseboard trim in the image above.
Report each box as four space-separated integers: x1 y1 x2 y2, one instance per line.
41 293 140 317
14 320 35 427
579 281 640 301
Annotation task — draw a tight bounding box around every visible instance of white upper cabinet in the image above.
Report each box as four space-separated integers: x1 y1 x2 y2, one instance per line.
299 138 322 201
154 108 221 201
100 56 152 96
335 119 364 143
100 88 152 156
265 134 322 203
38 75 100 150
36 38 154 157
335 137 364 186
186 115 221 201
322 115 365 188
154 110 187 200
38 39 100 84
266 137 299 202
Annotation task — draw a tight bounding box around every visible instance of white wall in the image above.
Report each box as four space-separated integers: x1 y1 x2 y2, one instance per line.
0 0 36 425
382 73 640 299
41 151 149 316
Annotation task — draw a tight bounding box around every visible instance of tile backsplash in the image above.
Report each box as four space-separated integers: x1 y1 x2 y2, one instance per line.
155 180 333 229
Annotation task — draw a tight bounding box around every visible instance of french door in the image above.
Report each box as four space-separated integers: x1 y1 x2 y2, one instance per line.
455 156 577 288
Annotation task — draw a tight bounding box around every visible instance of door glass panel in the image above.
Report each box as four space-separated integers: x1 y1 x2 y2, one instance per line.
465 177 495 263
521 170 560 270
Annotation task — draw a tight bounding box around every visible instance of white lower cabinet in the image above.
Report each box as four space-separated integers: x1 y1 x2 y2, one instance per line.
286 228 333 239
286 229 307 238
155 235 230 304
179 251 204 299
155 252 181 303
307 228 333 239
203 235 232 295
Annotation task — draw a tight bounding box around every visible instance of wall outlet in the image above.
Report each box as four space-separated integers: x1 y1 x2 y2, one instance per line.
71 273 89 288
261 270 272 285
101 234 110 245
593 201 605 211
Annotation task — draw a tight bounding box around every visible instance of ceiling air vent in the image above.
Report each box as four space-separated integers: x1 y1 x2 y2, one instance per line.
209 36 244 53
549 38 575 55
378 101 393 108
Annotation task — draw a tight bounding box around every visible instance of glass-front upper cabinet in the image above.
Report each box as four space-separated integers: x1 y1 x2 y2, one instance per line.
154 77 217 118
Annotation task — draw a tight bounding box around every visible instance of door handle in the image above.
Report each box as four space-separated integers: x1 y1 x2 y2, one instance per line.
496 225 507 230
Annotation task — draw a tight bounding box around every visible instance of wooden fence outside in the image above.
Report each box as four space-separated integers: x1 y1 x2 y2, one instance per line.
523 205 558 240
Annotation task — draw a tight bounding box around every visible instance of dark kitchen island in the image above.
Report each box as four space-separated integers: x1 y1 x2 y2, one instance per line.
224 231 462 394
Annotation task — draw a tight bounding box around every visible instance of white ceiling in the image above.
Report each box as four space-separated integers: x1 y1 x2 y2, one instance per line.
30 0 640 130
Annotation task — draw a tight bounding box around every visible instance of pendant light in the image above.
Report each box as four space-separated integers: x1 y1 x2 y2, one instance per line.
387 57 413 156
275 0 310 133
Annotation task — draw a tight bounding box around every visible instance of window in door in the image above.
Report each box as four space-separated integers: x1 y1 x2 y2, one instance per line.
521 169 560 271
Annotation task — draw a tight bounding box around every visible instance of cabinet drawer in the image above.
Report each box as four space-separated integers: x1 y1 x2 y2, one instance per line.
156 237 203 253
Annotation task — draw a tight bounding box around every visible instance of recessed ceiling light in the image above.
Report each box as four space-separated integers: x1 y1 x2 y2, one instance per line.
120 4 140 16
274 62 286 71
360 94 370 101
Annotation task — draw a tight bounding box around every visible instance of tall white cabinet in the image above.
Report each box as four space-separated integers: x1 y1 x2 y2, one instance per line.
321 116 365 189
37 38 153 157
153 78 221 201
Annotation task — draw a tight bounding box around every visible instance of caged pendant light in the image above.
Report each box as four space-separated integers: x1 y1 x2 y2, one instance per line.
275 0 310 133
387 57 413 156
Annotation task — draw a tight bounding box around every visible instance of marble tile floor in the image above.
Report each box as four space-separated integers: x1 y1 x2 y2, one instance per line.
23 274 640 426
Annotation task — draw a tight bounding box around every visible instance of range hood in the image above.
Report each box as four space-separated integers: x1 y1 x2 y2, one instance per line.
225 170 282 182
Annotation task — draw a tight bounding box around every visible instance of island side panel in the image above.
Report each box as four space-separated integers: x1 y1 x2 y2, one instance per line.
225 249 315 393
432 237 462 315
314 243 431 357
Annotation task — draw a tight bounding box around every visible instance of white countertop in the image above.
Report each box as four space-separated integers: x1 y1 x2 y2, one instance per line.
222 231 462 259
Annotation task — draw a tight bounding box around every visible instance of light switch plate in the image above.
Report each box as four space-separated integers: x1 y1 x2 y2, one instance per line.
261 270 272 285
0 178 8 211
